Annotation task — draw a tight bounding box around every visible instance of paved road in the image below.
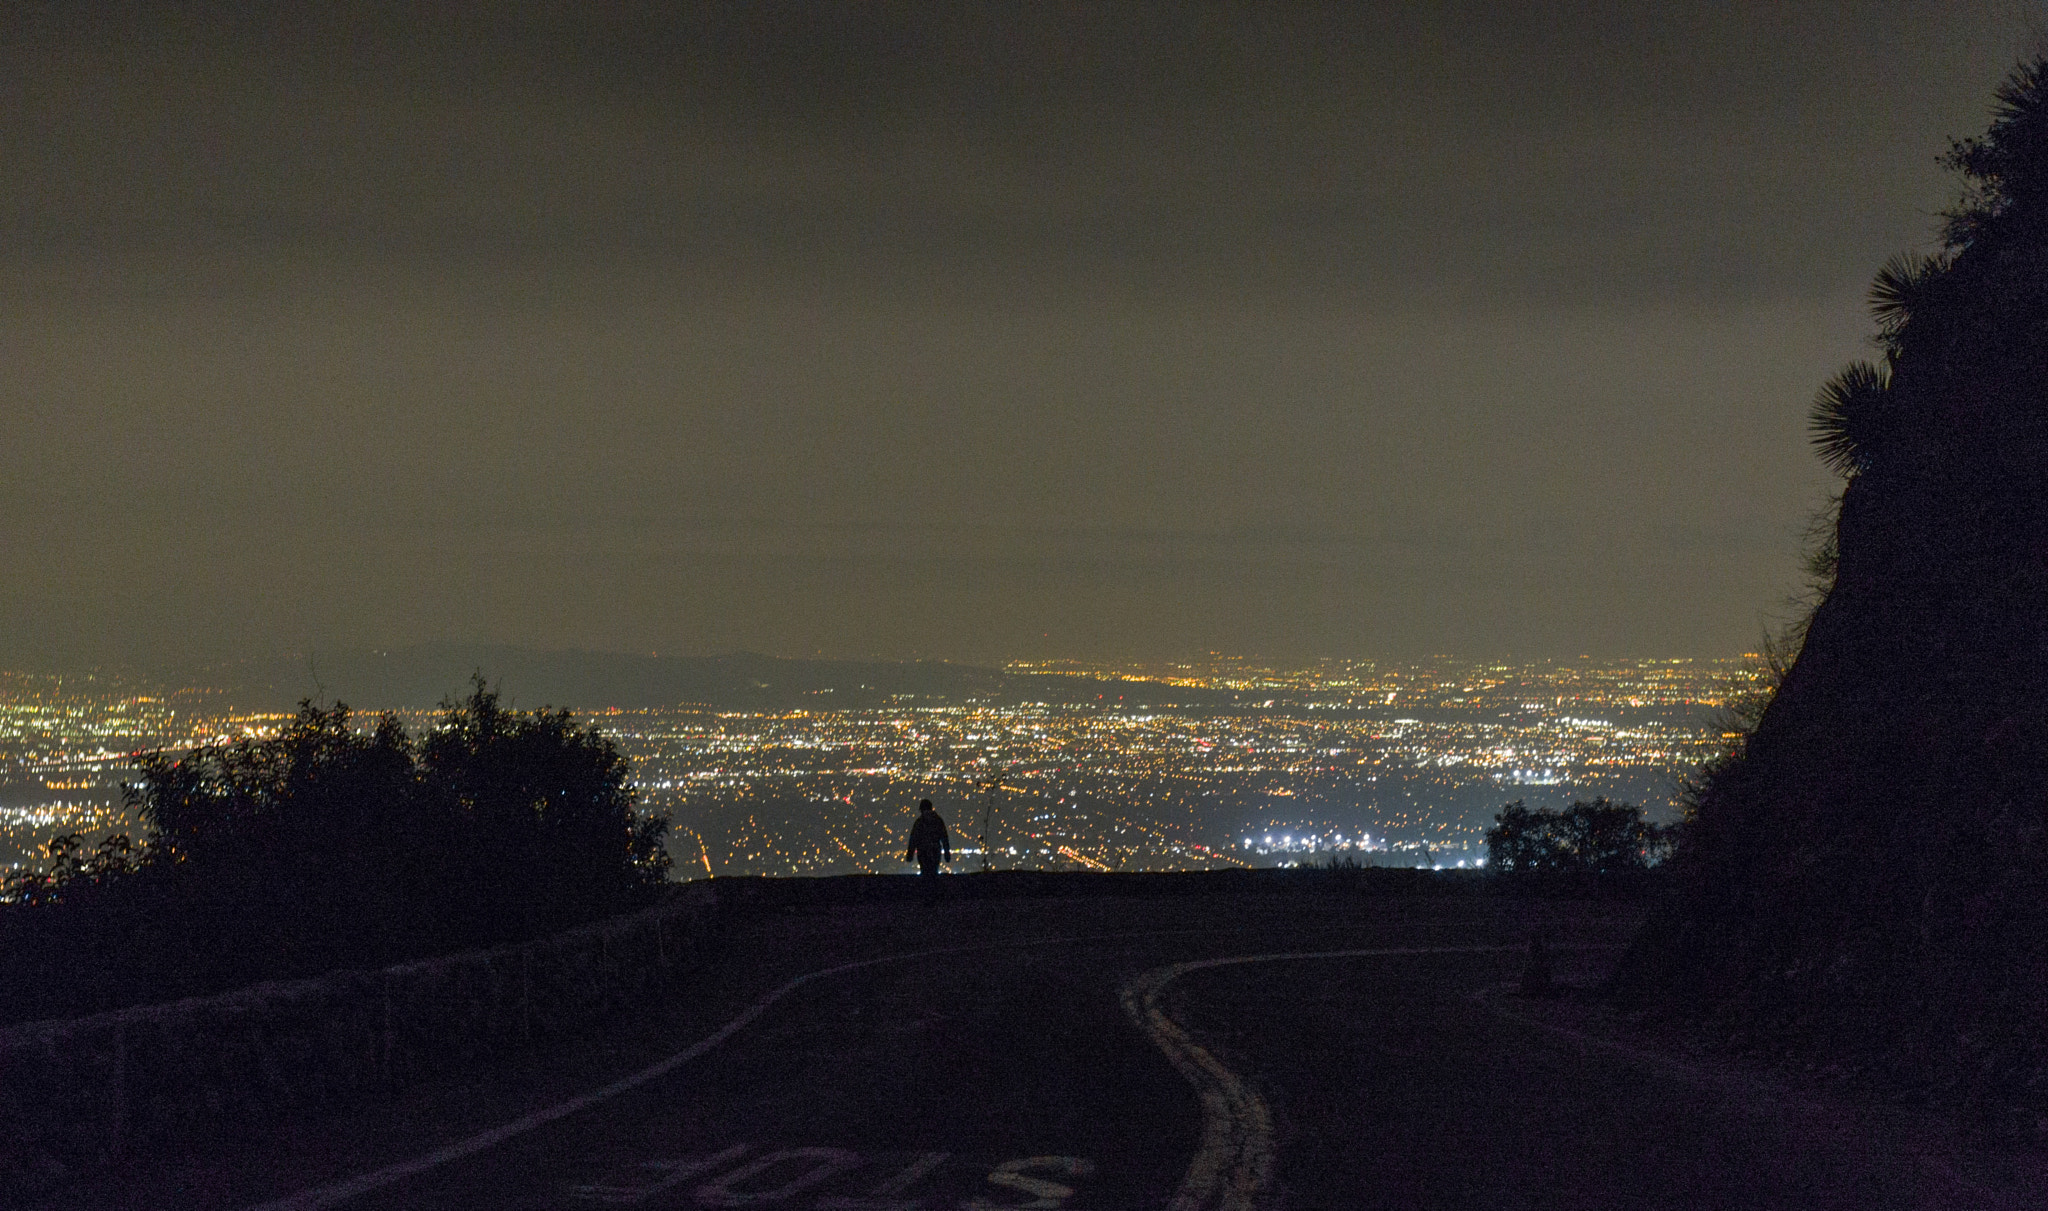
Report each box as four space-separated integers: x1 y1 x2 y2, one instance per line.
34 891 2041 1210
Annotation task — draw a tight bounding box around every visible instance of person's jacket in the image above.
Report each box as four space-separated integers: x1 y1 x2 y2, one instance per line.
907 812 950 860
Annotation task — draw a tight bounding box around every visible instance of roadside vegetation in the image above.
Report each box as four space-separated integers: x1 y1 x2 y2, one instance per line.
0 680 669 1024
1485 799 1673 877
1616 56 2048 1131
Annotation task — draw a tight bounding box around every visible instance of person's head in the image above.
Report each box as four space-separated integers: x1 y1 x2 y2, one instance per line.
920 799 934 813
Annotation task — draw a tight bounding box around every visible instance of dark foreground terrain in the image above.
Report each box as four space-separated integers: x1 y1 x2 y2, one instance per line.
29 879 2045 1210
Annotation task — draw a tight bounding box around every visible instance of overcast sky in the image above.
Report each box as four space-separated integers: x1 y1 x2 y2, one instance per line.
0 2 2037 669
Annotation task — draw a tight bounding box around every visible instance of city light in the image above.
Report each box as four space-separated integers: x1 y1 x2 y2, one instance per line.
0 656 1754 880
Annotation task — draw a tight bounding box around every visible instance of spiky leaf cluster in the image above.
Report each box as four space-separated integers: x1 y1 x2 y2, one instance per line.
1866 251 1952 354
1808 247 1955 479
1809 360 1892 476
1808 59 2048 478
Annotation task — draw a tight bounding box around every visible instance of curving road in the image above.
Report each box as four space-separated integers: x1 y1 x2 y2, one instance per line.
31 890 2039 1210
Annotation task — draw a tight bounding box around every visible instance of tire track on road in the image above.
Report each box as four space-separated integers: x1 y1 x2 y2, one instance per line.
1120 946 1519 1211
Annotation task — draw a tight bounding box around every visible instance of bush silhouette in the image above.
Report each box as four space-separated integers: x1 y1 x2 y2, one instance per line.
1486 799 1669 876
418 681 669 939
0 679 668 1022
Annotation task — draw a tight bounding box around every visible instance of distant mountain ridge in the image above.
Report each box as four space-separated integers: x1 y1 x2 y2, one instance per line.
164 644 1239 713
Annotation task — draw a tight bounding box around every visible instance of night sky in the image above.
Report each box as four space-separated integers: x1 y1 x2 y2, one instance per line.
0 3 2032 669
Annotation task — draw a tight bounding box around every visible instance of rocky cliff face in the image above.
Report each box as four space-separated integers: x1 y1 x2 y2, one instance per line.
1617 60 2048 1120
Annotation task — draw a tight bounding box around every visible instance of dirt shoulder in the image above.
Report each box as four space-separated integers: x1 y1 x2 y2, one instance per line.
1484 950 2048 1208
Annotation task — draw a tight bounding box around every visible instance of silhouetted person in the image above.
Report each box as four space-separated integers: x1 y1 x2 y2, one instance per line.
906 799 950 881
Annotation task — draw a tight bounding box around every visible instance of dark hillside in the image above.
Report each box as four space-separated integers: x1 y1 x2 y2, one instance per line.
1616 59 2048 1127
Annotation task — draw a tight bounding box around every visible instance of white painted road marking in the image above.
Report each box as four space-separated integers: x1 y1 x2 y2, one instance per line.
815 1150 950 1209
1120 946 1516 1211
576 1146 1079 1209
962 1155 1096 1209
569 1144 752 1204
690 1147 862 1205
242 927 1225 1211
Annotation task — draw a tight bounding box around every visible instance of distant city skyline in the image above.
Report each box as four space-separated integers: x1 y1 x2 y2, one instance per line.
2 653 1751 878
0 641 1761 707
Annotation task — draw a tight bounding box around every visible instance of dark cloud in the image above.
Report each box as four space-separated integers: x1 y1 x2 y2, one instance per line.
0 2 2032 666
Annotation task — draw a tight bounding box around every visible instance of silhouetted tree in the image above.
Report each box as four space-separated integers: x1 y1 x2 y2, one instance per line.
0 679 669 1022
0 831 138 908
124 701 437 969
1487 798 1668 875
419 679 669 938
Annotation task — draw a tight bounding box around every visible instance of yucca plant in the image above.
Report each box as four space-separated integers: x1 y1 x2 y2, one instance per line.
1808 359 1893 475
1867 251 1951 350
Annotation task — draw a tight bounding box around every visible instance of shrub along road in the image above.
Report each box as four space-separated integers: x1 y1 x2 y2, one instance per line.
28 883 2039 1210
